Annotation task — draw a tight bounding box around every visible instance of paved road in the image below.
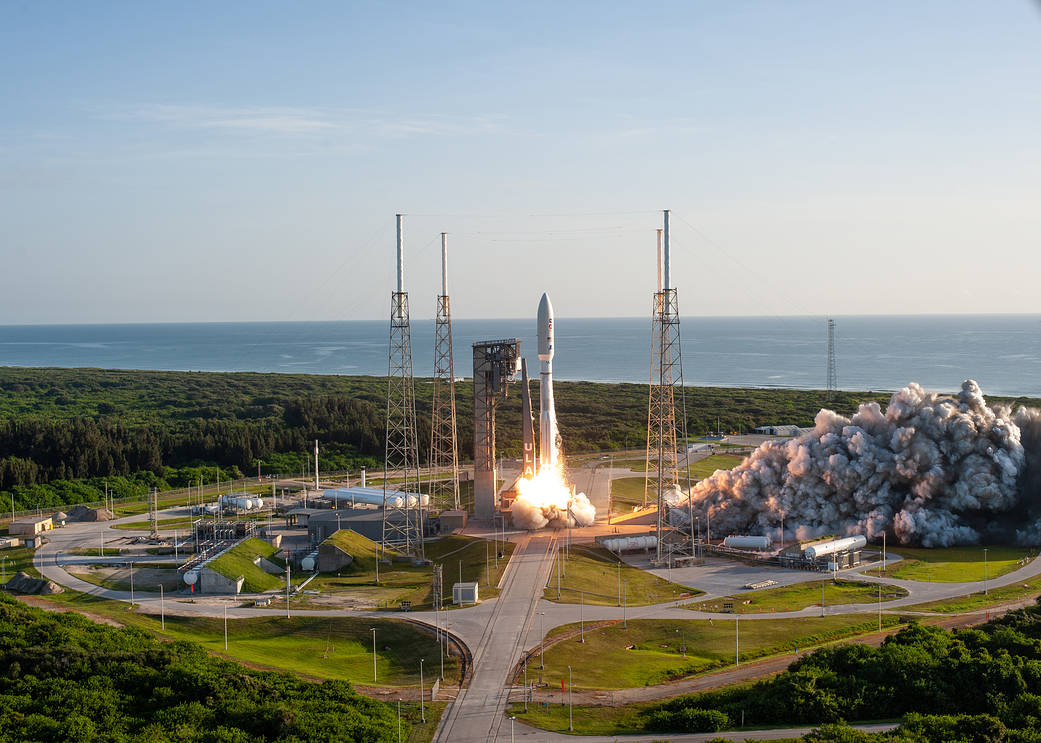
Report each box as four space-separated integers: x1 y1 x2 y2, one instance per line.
503 723 898 742
437 533 557 743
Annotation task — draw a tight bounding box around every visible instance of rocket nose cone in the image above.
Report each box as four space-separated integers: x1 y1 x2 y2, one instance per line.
537 292 554 358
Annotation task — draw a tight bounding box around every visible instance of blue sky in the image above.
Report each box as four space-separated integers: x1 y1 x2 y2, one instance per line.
1 1 1040 323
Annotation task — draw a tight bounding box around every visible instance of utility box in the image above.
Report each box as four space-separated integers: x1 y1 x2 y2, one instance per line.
440 509 468 532
452 581 479 606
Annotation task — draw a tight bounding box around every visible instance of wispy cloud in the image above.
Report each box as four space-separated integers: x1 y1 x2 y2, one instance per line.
102 103 508 139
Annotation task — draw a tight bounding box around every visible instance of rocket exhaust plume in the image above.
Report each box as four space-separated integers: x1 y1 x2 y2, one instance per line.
512 293 597 530
673 380 1041 547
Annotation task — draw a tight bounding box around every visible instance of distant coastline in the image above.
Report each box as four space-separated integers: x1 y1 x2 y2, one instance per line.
1 314 1040 397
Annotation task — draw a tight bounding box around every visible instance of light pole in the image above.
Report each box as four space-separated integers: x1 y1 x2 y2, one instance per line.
371 627 377 682
622 582 627 629
579 590 584 643
129 563 135 606
538 612 546 669
735 614 739 666
567 665 573 731
419 658 426 723
523 660 528 712
877 584 881 632
820 581 825 617
616 561 621 606
984 548 989 595
224 604 228 650
397 700 402 743
511 715 516 743
286 562 291 619
160 585 165 630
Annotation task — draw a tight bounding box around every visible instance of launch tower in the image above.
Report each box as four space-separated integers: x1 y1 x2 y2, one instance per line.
381 214 424 558
472 339 521 520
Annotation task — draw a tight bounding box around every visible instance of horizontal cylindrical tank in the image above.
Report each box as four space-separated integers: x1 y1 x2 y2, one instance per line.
602 535 658 553
220 495 261 511
301 550 319 572
723 535 773 551
323 486 430 509
804 535 867 560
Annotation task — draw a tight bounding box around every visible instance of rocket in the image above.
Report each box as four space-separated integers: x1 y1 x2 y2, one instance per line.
537 292 559 472
520 358 537 479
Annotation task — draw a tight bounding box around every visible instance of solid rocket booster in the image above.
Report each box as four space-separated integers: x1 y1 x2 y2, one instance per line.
537 292 558 472
520 358 537 479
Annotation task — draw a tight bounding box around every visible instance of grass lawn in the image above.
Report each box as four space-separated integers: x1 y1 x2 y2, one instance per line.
208 537 282 592
66 564 185 593
902 571 1041 613
522 614 904 691
35 591 459 688
611 453 746 476
542 544 701 606
112 516 196 531
67 547 124 556
687 579 908 613
0 546 40 580
862 545 1034 582
298 533 515 610
508 699 659 736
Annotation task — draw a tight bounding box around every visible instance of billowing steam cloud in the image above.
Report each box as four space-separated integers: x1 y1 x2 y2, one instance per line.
679 380 1041 547
512 468 597 530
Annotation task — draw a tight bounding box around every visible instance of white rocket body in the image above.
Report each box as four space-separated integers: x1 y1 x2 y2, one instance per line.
537 292 558 472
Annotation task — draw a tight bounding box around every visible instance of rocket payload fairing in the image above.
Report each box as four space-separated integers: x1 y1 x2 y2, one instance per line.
520 358 537 479
537 292 559 472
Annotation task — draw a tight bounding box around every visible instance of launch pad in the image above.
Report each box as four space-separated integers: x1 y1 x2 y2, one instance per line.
472 338 521 520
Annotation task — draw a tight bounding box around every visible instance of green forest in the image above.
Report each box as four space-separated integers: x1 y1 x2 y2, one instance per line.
0 592 403 742
646 600 1041 741
3 366 1037 511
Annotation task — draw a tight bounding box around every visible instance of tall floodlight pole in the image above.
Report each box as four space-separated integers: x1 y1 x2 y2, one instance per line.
314 440 320 492
430 233 461 510
827 319 837 401
381 214 424 559
984 548 989 595
371 627 378 681
646 211 690 563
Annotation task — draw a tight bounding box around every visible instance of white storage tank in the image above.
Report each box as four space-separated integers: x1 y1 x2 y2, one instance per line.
602 535 658 553
804 535 867 560
723 535 773 551
183 570 199 586
301 550 319 572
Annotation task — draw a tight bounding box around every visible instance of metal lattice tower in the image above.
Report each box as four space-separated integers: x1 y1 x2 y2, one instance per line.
826 318 837 400
381 215 424 559
429 233 461 511
431 563 444 611
645 211 693 562
148 487 160 540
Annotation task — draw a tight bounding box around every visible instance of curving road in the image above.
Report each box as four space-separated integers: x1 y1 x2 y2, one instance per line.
29 495 1041 743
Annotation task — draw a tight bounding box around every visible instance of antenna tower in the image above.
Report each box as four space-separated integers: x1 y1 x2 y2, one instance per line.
645 211 694 563
381 214 424 558
826 318 837 400
429 233 461 510
148 487 160 540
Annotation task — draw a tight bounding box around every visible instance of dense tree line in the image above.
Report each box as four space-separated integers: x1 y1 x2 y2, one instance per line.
0 593 402 742
6 366 1034 511
648 601 1041 741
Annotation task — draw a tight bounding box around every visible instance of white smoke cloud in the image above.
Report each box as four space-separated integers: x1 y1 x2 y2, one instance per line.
679 380 1041 547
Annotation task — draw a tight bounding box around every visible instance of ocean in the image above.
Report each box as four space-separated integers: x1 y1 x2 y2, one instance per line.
1 314 1040 398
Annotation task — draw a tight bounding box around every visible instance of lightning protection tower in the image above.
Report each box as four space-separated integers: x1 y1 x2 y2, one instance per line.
381 214 424 559
429 233 461 511
645 211 694 563
826 318 837 401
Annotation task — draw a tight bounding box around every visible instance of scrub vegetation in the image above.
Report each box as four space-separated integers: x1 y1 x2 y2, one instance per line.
0 592 413 742
0 366 919 511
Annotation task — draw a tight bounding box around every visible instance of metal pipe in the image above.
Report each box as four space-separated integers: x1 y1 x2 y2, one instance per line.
441 232 448 297
663 209 671 291
396 214 404 293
